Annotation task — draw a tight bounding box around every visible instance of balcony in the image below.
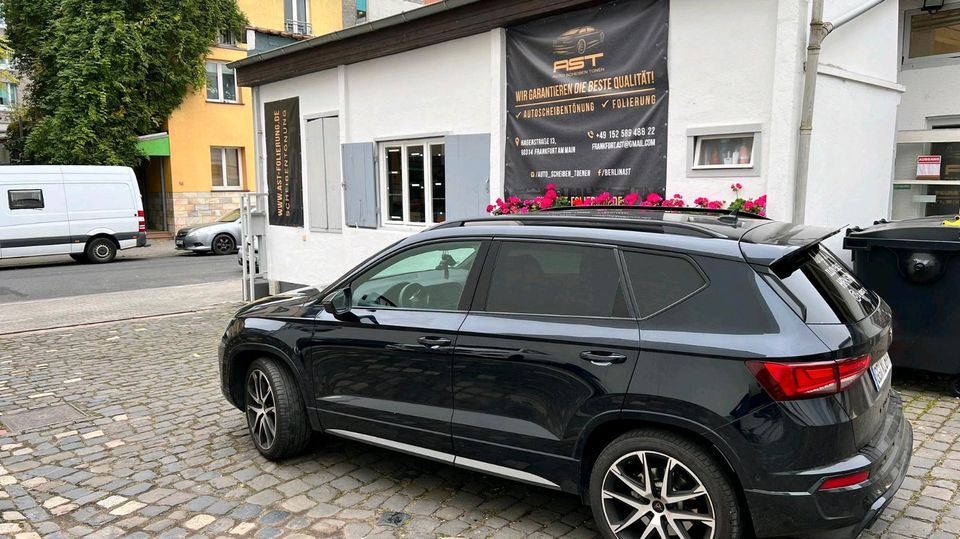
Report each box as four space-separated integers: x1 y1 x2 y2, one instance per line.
284 19 312 35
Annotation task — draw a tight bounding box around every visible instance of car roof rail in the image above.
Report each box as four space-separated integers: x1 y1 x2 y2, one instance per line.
435 214 728 239
541 205 770 220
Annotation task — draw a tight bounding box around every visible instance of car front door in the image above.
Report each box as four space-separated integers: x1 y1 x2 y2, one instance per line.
307 239 487 457
452 239 641 491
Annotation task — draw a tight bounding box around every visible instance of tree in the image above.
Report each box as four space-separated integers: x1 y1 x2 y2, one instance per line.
3 0 246 166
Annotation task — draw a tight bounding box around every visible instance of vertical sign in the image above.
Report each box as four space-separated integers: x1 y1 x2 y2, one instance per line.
265 97 303 227
505 0 669 199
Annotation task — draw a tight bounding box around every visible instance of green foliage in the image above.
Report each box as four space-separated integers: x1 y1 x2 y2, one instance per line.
3 0 246 166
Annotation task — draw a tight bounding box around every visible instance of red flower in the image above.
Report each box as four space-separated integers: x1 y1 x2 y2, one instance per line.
486 204 495 213
546 183 556 190
624 193 640 206
645 192 663 204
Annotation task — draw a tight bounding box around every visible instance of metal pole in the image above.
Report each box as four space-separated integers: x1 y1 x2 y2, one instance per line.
159 157 169 231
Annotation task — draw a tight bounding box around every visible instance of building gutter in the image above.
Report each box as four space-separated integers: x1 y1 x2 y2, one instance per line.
793 0 888 223
229 0 483 72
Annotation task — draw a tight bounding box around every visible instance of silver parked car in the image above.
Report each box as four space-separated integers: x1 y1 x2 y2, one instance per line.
175 209 241 255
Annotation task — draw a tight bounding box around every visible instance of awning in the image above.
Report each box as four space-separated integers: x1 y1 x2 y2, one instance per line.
137 132 170 157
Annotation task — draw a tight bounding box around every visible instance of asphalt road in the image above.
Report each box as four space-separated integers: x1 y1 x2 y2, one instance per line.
0 241 241 304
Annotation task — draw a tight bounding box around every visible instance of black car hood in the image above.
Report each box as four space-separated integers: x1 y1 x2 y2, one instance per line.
236 287 322 319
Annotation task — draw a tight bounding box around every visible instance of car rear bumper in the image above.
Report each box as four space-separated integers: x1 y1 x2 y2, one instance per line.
745 390 912 538
136 232 148 247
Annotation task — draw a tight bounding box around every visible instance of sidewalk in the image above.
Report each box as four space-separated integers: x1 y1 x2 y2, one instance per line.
0 279 242 335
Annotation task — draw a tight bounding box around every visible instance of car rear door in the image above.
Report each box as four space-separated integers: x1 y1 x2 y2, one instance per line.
451 239 640 491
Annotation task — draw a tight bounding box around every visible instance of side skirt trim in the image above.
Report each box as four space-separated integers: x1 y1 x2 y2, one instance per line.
324 429 561 490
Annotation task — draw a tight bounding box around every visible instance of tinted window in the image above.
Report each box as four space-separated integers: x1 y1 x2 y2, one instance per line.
352 241 480 311
777 245 878 324
484 241 628 317
8 189 44 209
623 251 706 318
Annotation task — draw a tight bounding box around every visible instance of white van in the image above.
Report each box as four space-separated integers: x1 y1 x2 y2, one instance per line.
0 165 146 263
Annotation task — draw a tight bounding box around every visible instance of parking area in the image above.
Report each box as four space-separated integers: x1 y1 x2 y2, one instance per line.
0 306 957 538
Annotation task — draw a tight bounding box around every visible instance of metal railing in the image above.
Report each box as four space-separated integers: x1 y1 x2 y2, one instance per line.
284 19 312 35
240 193 268 302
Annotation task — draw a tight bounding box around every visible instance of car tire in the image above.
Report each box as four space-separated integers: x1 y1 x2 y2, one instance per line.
212 234 236 256
69 253 87 263
84 237 117 264
244 358 312 460
589 429 742 539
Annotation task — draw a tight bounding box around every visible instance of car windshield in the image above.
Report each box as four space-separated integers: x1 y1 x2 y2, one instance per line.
217 209 241 222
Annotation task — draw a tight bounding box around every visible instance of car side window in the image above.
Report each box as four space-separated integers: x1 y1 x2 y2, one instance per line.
351 241 481 311
8 189 44 210
484 241 629 317
623 250 707 318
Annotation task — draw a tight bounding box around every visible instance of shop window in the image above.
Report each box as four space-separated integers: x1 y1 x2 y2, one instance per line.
205 62 238 103
211 147 242 189
380 140 446 225
905 7 960 66
693 134 755 170
8 189 43 210
0 82 17 109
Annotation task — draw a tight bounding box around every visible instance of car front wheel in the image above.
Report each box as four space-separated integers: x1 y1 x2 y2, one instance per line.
589 429 741 539
212 234 236 255
245 358 312 460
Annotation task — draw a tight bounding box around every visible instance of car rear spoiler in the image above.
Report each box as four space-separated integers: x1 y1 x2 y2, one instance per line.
738 222 842 277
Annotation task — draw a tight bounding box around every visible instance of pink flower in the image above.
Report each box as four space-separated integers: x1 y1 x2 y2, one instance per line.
744 201 755 211
541 197 554 208
694 197 708 207
519 207 528 213
546 183 556 191
639 201 653 207
572 199 583 206
645 192 663 204
624 193 640 206
508 196 520 204
486 204 495 213
707 201 724 209
756 195 767 206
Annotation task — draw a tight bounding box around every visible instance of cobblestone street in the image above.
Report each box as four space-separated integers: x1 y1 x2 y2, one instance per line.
0 305 957 538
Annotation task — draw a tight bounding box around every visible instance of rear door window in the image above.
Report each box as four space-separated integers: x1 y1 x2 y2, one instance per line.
777 245 878 324
622 250 707 318
483 241 629 317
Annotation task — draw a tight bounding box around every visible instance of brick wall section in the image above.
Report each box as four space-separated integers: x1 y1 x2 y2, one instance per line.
166 191 244 231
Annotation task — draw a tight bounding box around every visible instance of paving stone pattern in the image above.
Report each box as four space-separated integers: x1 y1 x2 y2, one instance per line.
0 306 956 538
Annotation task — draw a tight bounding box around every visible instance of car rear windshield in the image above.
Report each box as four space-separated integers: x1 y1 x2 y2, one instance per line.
773 245 879 324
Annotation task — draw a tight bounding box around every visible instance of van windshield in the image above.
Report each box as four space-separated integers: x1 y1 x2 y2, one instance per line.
776 245 879 324
218 209 241 222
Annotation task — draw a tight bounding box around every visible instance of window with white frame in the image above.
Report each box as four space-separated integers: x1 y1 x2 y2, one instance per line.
905 7 960 67
381 140 446 225
284 0 312 34
211 147 242 189
205 61 238 103
692 133 755 170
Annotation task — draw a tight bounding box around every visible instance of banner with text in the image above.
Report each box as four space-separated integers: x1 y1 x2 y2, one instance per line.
505 0 669 199
265 97 303 227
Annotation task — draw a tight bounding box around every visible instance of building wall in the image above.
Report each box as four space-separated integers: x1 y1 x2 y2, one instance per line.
242 0 342 36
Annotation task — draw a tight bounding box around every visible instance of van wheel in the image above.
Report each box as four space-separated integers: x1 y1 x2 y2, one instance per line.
85 237 117 264
245 358 312 460
589 429 741 539
69 254 87 263
212 234 236 255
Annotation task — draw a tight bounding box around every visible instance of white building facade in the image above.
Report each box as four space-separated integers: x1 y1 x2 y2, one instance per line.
233 0 904 290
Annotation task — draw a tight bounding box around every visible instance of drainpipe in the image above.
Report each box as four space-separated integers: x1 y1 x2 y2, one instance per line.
793 0 887 223
159 157 168 232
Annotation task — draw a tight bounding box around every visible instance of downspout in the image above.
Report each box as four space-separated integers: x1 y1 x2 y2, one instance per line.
793 0 888 223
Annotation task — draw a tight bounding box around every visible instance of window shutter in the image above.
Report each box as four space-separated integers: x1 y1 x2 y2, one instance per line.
342 142 378 228
443 134 491 221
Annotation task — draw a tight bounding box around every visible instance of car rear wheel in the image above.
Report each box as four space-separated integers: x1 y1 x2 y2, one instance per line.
212 234 236 255
589 429 741 539
84 237 117 264
245 358 312 460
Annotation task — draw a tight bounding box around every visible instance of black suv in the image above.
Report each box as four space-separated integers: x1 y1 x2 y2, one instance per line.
219 207 911 539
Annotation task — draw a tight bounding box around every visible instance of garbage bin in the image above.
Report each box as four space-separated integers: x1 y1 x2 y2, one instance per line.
844 216 960 395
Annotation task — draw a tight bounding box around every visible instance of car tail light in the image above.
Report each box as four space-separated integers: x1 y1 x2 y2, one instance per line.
746 354 871 400
819 470 869 491
137 210 146 232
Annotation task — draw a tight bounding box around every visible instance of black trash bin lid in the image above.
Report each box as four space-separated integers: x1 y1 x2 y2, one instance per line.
844 215 960 251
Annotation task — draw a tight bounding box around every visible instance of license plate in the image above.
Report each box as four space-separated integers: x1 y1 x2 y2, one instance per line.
869 353 892 392
175 240 184 247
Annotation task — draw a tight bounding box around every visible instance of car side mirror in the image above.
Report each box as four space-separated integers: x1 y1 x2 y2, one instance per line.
322 288 352 317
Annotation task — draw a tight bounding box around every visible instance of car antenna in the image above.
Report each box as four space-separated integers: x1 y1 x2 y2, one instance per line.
717 208 739 226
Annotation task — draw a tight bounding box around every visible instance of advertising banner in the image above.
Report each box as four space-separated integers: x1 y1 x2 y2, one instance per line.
505 0 669 200
265 97 303 227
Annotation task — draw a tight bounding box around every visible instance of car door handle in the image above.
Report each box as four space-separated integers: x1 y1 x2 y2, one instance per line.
417 336 452 348
580 351 627 365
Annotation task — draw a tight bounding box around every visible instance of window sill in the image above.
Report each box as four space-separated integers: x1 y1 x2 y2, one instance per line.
206 100 244 106
212 187 245 192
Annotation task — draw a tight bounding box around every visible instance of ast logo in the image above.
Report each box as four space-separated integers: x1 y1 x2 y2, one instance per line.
552 26 606 73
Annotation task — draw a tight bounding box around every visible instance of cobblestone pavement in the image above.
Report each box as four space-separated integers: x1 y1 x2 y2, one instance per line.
0 306 957 539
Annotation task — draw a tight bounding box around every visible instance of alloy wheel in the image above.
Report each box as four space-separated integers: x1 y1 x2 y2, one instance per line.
600 450 715 539
214 235 234 254
246 369 277 450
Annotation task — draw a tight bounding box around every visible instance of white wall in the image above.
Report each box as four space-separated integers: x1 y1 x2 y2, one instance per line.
366 0 425 22
665 0 784 208
256 32 495 287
